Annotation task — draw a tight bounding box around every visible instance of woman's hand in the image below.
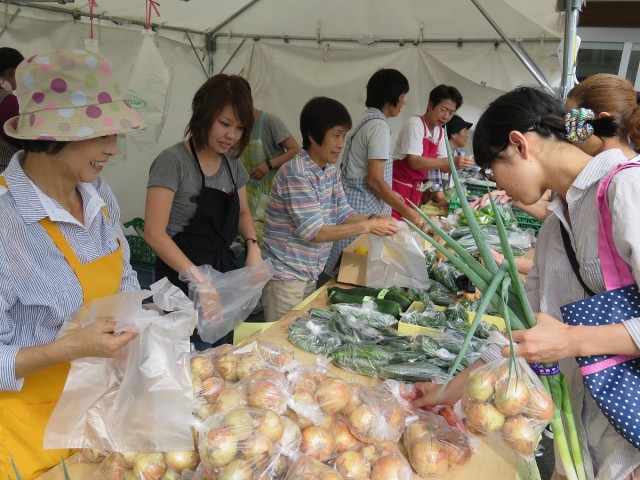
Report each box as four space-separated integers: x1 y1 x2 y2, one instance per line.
64 317 138 359
469 190 509 209
411 381 462 409
251 163 270 180
502 312 573 362
365 216 398 236
244 242 263 267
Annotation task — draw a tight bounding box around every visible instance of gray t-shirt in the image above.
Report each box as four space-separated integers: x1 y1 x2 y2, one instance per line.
148 141 250 237
255 112 292 160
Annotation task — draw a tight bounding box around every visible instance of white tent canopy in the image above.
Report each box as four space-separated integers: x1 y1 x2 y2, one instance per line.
0 0 568 221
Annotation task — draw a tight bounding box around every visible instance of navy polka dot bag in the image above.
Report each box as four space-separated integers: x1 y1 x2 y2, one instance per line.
560 163 640 450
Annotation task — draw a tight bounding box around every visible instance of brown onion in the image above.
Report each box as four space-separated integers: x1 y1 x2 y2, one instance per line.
494 378 530 416
200 377 225 404
334 420 360 453
466 369 496 402
213 387 247 413
248 378 288 414
502 415 541 455
191 356 215 381
279 416 303 450
370 454 411 480
335 450 370 479
223 408 257 441
525 389 555 421
408 435 449 476
315 378 352 414
341 383 363 415
133 453 167 480
202 428 238 468
235 353 267 380
257 409 285 442
217 458 253 480
215 354 239 382
348 405 378 442
301 425 335 461
164 450 199 472
466 402 505 432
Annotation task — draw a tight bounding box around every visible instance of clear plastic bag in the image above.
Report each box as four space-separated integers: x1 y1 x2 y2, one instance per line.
84 449 200 479
365 222 430 290
198 407 295 480
403 410 474 477
288 316 343 354
210 340 297 383
461 354 554 459
184 259 275 344
126 30 172 150
45 281 197 452
358 442 413 480
284 455 344 480
342 383 406 444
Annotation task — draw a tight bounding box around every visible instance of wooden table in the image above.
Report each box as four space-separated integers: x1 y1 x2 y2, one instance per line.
246 280 542 480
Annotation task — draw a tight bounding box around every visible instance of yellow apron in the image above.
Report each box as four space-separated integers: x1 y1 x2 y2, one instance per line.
0 176 124 480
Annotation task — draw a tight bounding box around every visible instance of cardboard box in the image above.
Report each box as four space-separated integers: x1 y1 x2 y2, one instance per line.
336 235 369 286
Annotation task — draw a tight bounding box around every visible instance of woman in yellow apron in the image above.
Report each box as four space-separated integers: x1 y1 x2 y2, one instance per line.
0 49 145 479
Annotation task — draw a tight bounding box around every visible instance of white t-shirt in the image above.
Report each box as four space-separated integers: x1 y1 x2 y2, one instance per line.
392 116 447 160
342 109 391 179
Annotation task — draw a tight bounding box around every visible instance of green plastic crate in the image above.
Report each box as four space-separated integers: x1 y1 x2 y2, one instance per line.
513 209 543 236
126 235 157 265
123 218 157 265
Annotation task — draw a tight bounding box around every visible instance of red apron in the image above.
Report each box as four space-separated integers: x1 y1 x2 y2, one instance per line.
392 116 442 219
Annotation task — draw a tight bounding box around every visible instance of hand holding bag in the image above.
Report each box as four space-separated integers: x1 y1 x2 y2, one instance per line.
560 162 640 450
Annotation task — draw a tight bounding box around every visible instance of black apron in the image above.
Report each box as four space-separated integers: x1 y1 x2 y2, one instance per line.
155 138 240 344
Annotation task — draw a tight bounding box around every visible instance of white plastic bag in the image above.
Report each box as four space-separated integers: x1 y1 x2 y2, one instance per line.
190 259 275 344
365 222 430 290
44 280 197 452
125 30 172 150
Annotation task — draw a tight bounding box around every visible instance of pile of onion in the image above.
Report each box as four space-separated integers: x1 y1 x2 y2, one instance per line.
198 407 287 479
462 360 554 457
286 455 345 480
403 413 473 477
343 384 406 443
90 450 200 479
359 442 413 480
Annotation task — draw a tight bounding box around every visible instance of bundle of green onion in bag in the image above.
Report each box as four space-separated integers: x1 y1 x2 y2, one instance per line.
403 132 586 480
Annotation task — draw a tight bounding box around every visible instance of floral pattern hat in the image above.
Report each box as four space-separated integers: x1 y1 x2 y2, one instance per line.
4 49 146 141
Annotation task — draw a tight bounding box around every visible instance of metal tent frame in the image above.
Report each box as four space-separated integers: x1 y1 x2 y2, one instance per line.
0 0 581 98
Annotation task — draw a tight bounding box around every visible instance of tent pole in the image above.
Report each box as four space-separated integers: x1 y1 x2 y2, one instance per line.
206 0 263 36
559 0 582 100
213 32 550 46
0 1 205 35
185 32 209 79
469 0 556 96
0 6 19 40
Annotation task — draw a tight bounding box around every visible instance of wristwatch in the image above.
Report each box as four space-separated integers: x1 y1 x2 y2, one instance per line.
265 158 274 170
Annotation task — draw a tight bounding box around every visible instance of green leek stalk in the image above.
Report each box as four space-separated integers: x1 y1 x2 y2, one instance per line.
403 130 586 480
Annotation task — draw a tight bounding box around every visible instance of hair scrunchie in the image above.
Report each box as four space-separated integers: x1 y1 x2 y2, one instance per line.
564 108 595 144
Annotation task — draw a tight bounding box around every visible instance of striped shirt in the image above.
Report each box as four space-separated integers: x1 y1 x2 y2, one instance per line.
262 150 355 281
482 149 640 479
0 153 139 391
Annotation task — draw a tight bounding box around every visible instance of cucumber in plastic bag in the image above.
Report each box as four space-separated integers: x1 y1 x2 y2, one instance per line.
288 317 342 354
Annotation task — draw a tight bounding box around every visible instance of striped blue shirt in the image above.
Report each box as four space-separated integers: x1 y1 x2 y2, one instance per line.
262 150 355 281
0 153 139 391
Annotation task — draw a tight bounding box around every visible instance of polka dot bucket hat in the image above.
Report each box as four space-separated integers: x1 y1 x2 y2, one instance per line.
4 49 146 141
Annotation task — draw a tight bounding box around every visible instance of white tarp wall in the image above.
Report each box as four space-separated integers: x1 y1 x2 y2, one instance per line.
0 1 563 222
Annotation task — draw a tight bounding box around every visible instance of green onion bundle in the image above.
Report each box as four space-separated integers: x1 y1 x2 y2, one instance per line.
403 132 586 480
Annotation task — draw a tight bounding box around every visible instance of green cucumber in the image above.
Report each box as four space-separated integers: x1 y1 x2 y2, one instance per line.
327 288 402 318
331 286 412 311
